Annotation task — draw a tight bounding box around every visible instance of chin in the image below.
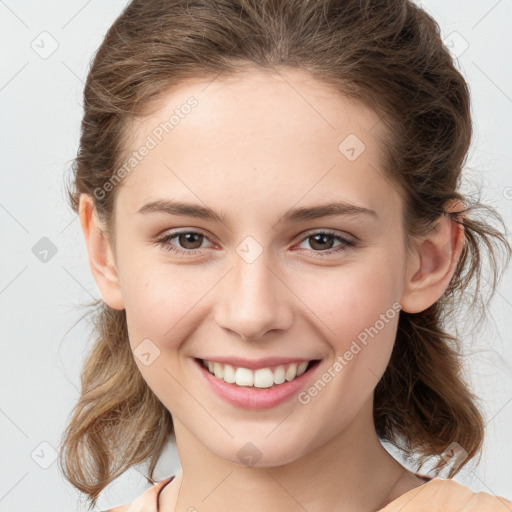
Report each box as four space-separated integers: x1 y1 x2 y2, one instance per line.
211 437 310 469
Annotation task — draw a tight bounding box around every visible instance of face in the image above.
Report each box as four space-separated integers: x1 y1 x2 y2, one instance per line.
103 67 412 467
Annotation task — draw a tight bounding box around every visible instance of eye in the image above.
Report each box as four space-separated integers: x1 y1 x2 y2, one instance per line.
157 230 215 255
156 229 357 257
295 230 356 256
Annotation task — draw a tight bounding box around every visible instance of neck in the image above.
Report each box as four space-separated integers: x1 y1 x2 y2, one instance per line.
160 396 409 511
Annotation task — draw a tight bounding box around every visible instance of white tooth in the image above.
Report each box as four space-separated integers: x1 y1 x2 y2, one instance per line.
235 367 254 386
254 368 274 388
273 365 286 385
205 360 309 387
213 362 224 379
223 364 236 383
296 361 308 377
285 363 298 381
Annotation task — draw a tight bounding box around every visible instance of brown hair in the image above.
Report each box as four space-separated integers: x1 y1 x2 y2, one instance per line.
59 0 511 508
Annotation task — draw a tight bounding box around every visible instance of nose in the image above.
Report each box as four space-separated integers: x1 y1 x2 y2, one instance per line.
215 253 293 341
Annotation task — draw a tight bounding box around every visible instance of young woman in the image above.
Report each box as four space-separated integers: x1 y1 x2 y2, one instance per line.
59 0 512 510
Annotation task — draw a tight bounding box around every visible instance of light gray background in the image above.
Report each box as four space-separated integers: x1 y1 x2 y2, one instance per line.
1 1 511 510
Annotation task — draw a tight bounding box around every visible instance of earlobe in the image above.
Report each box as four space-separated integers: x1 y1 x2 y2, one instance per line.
400 203 465 314
78 194 125 310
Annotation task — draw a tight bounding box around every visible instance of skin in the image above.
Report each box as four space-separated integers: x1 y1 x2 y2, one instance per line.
79 67 464 511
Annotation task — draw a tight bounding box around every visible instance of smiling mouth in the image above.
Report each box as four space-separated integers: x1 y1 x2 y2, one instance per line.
195 358 321 389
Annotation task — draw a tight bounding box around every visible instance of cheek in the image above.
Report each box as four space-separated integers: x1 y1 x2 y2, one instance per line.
120 237 405 354
296 258 402 344
124 266 179 329
120 261 228 359
293 264 402 423
292 253 403 398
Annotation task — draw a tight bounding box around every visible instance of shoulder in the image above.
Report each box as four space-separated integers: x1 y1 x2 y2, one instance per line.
381 477 512 511
102 476 175 512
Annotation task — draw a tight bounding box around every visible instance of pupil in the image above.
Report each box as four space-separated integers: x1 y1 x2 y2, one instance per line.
180 233 202 249
311 234 333 250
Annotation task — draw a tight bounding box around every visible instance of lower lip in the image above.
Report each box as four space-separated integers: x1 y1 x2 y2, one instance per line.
194 358 321 410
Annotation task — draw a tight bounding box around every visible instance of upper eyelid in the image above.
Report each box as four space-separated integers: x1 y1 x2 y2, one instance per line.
298 228 355 241
159 228 217 245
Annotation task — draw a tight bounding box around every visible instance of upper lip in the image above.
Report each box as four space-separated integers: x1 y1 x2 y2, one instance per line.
197 356 319 370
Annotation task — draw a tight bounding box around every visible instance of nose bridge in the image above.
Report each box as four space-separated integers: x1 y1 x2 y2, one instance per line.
216 246 292 340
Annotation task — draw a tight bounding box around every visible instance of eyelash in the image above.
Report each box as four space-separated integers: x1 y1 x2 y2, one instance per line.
156 229 356 257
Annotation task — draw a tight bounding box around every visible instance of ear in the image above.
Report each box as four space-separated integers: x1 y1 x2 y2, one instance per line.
400 200 465 313
78 194 125 310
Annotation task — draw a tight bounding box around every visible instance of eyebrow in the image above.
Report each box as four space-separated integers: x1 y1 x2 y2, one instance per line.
137 199 378 225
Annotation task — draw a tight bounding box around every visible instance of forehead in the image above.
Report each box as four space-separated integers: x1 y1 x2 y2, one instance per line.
115 67 400 223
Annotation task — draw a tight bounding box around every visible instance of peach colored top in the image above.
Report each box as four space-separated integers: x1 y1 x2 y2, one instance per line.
103 473 512 512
